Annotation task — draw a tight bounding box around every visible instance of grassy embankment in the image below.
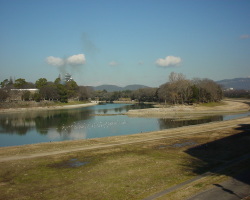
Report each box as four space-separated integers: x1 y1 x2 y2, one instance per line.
1 116 250 200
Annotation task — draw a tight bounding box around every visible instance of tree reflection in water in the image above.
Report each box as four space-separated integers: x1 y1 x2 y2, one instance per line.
158 116 223 130
0 108 93 136
1 104 247 147
0 104 152 138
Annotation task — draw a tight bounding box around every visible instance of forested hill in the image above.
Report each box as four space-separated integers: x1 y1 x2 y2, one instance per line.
92 84 149 92
216 78 250 90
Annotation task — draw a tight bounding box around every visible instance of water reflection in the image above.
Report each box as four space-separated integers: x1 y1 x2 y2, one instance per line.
0 103 249 147
0 108 94 136
90 103 153 115
158 116 223 130
0 104 147 137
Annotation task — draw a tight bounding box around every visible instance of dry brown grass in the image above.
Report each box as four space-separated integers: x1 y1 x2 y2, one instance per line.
0 117 250 200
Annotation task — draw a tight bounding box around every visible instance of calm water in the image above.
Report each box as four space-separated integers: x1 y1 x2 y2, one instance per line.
0 103 249 147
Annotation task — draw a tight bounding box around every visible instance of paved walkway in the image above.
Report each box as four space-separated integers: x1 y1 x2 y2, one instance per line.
187 170 250 200
143 154 250 200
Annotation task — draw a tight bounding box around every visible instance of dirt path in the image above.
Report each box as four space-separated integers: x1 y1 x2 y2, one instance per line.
1 116 249 162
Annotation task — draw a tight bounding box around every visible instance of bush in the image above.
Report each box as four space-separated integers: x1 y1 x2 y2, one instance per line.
33 93 41 102
22 91 31 101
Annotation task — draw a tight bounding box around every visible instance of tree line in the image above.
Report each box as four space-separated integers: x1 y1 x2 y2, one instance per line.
99 72 223 104
158 72 223 104
223 89 250 99
0 77 92 103
85 72 223 104
0 72 223 104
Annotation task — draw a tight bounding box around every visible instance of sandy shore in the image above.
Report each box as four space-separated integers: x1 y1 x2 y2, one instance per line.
126 100 250 118
0 102 98 113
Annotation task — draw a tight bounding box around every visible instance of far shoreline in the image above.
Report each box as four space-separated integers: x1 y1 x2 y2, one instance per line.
0 99 249 116
126 99 250 118
0 102 98 113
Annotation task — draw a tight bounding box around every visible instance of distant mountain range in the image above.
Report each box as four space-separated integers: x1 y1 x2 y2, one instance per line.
216 78 250 90
90 78 250 92
92 84 150 92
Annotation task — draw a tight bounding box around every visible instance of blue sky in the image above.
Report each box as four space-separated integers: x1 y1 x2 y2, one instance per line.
0 0 249 87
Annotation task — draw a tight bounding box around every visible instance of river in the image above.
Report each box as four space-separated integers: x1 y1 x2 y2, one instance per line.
0 103 249 147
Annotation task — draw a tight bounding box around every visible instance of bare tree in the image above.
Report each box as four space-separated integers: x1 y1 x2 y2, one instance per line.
78 86 89 101
192 78 222 103
40 85 59 101
132 88 157 102
158 83 178 104
0 89 9 102
158 72 222 104
167 72 191 104
169 72 186 83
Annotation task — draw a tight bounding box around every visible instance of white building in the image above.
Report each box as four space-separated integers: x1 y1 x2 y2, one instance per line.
64 73 74 82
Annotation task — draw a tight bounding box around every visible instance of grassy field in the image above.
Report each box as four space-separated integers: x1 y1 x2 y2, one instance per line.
2 142 194 200
0 117 250 200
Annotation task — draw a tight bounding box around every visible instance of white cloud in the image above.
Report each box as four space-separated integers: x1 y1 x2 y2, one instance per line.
109 61 119 66
46 56 65 66
240 34 250 39
67 54 86 65
155 55 182 67
46 54 86 67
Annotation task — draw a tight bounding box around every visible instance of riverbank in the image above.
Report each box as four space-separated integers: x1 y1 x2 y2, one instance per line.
0 116 250 200
126 100 250 118
0 102 98 113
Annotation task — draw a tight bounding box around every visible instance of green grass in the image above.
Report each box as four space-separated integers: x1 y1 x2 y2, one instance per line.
193 183 204 188
200 101 226 107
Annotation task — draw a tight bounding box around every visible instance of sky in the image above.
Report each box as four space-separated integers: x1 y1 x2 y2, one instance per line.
0 0 250 87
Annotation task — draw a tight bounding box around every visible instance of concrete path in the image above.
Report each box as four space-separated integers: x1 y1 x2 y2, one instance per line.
143 154 250 200
187 170 250 200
